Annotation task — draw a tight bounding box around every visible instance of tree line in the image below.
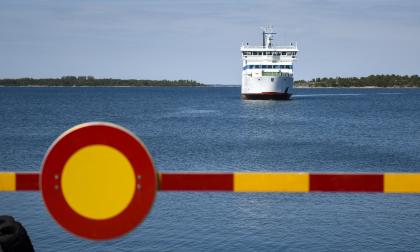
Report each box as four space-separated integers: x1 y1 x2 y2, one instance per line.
295 75 420 88
0 76 204 87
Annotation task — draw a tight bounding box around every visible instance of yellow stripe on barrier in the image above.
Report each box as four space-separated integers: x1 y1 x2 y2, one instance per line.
0 172 16 191
384 173 420 193
234 172 309 192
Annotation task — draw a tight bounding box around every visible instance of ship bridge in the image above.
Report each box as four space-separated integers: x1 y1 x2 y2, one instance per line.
241 26 298 62
241 44 298 63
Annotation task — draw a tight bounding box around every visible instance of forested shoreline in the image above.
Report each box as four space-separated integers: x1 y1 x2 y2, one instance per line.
295 75 420 88
0 76 204 87
2 75 420 87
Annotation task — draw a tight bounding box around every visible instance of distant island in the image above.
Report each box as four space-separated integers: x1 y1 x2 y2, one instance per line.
2 74 420 88
295 75 420 88
0 76 204 87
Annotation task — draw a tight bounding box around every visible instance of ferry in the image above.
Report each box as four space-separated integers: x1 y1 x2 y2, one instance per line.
240 27 298 100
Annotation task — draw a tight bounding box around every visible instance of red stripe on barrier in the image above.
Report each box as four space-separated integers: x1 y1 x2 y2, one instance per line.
16 173 40 191
160 173 233 191
310 173 383 192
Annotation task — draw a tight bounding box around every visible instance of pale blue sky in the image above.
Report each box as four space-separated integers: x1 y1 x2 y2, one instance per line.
1 0 419 84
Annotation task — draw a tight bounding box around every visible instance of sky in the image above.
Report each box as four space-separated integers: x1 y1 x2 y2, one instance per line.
0 0 419 84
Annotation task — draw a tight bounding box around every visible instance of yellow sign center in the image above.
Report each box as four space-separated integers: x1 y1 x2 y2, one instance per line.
61 144 136 220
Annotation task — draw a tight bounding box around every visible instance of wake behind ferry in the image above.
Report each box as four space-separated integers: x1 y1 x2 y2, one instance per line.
241 27 298 100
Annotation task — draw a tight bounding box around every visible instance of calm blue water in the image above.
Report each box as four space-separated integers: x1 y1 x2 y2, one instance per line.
1 87 420 251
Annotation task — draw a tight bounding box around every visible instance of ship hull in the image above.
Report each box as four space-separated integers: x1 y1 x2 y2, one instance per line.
241 75 293 100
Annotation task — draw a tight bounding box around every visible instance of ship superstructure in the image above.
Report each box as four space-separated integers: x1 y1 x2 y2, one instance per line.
241 27 298 99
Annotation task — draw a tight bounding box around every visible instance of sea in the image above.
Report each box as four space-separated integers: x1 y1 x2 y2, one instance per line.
0 87 420 251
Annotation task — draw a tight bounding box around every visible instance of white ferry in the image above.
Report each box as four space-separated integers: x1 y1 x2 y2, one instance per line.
240 27 298 100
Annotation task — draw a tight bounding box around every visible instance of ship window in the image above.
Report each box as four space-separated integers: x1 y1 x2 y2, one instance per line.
268 65 273 69
249 65 254 69
262 65 267 69
258 52 262 55
274 65 280 69
267 51 272 55
252 51 257 55
282 52 286 55
255 65 261 69
263 52 266 55
287 52 292 56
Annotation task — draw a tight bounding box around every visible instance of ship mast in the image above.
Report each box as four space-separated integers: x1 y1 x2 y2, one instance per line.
261 26 276 48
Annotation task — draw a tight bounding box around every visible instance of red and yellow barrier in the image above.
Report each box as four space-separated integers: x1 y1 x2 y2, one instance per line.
0 172 39 191
160 172 420 193
2 171 420 193
1 122 419 240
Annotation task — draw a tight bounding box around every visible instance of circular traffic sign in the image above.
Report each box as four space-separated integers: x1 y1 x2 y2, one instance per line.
40 122 157 240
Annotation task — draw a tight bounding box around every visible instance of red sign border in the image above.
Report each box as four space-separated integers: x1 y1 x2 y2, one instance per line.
41 122 157 240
